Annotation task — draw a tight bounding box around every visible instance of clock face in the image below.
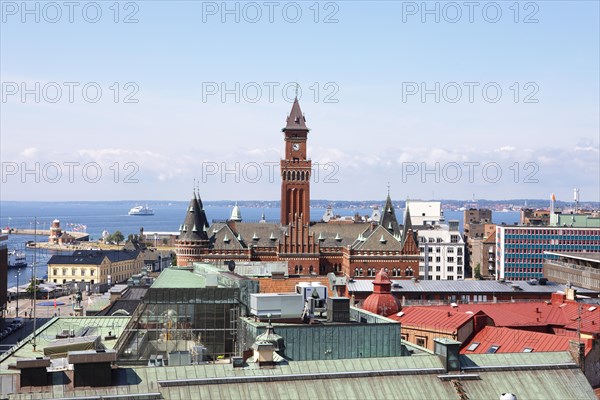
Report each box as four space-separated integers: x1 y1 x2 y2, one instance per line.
292 143 300 151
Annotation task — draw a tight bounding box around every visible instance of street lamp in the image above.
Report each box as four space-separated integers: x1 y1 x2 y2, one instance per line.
15 268 21 317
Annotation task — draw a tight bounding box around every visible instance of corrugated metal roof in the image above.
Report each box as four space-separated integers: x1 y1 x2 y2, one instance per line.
462 326 592 355
424 298 600 335
387 307 473 332
2 352 596 399
347 278 598 294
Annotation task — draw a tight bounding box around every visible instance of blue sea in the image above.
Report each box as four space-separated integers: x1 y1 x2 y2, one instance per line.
0 201 519 288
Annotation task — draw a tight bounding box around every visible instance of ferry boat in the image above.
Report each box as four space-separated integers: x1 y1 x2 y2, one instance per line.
8 249 27 268
128 205 154 216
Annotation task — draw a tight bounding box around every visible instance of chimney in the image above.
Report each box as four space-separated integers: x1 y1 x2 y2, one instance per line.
568 340 585 372
227 220 237 234
551 292 566 305
565 287 577 301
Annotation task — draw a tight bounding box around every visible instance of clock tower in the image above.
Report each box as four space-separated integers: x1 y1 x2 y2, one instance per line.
280 97 311 226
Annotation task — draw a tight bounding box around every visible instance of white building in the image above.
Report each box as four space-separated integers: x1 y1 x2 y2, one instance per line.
417 220 465 280
406 201 444 226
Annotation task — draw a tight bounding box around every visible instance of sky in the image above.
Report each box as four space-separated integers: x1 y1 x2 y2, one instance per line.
1 0 599 202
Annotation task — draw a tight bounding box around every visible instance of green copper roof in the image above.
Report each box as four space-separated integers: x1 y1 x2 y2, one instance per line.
150 268 206 289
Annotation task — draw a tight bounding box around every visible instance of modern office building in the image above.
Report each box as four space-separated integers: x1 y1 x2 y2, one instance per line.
495 226 600 280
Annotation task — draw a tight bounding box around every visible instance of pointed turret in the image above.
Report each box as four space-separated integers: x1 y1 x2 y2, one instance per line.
179 192 210 242
380 193 400 237
401 204 415 246
283 97 308 131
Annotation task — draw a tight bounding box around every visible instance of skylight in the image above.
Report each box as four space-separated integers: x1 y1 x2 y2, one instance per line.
467 342 480 351
486 345 500 354
522 348 534 352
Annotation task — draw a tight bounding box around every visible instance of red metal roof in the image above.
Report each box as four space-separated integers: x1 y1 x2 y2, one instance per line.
462 326 592 355
426 297 600 336
387 307 474 333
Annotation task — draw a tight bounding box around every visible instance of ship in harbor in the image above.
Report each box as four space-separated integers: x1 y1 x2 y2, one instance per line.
8 249 27 269
128 205 154 216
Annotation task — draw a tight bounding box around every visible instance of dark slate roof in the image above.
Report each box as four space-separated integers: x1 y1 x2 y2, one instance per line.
48 249 140 265
179 193 210 241
209 223 284 250
353 225 403 251
380 194 401 237
309 222 371 248
283 97 308 131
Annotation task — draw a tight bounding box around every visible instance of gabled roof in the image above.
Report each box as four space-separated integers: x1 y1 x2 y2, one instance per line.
209 223 282 249
426 296 600 336
387 307 475 332
309 223 371 248
209 223 246 250
353 225 402 251
462 326 592 355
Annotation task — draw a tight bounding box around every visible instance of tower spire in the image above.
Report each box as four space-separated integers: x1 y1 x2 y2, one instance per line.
284 97 308 131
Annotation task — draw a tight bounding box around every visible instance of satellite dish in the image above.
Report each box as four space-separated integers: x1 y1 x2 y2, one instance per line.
227 260 236 272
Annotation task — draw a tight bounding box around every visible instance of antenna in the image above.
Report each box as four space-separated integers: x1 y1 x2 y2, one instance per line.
295 82 299 99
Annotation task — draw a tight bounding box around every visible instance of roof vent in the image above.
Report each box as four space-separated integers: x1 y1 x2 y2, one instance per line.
335 233 342 241
252 233 259 241
379 234 387 244
223 234 230 243
269 232 276 241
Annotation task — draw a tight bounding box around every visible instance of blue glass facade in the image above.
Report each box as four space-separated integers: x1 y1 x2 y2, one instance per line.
496 227 600 280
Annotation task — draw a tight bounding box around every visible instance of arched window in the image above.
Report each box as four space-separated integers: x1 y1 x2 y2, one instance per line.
287 171 291 180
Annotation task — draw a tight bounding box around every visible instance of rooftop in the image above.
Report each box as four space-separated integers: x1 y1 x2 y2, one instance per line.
47 249 140 265
150 267 207 289
545 251 600 264
462 326 593 355
422 295 600 335
0 316 130 373
347 278 599 295
387 307 476 332
2 352 595 399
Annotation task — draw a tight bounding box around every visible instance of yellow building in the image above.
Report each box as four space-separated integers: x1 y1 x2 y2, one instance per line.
48 250 143 285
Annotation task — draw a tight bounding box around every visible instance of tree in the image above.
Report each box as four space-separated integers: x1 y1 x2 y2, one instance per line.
26 278 39 295
110 230 124 245
171 253 177 266
474 263 482 280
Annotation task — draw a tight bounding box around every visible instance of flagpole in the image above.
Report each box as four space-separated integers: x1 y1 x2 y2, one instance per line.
32 217 37 352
